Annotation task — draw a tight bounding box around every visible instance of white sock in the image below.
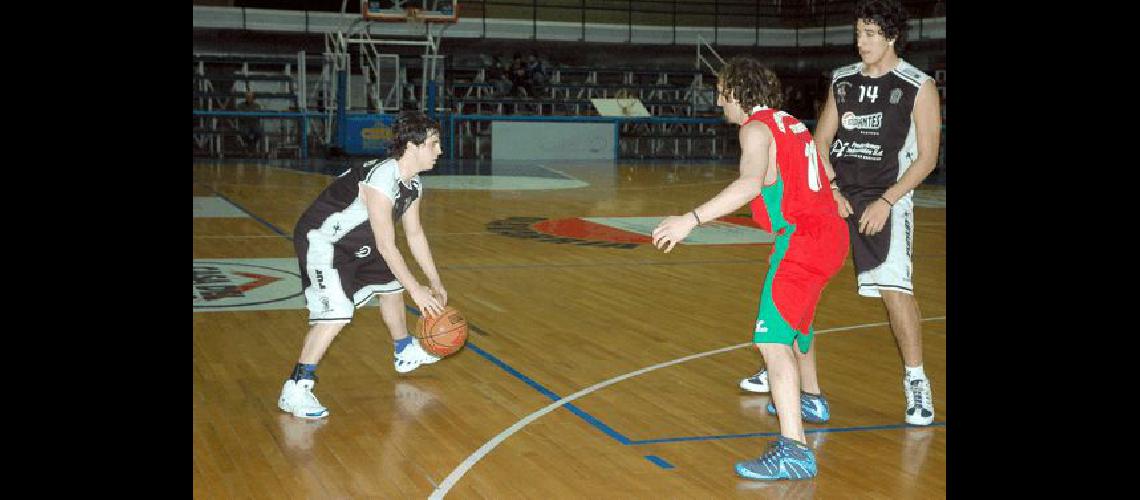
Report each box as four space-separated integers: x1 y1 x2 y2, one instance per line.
905 365 926 381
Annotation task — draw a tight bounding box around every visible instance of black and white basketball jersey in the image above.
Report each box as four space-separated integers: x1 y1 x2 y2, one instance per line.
294 158 422 265
829 59 930 201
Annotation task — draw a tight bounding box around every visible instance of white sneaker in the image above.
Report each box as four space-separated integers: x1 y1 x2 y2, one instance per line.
904 377 934 426
278 379 329 419
739 369 769 393
394 341 441 374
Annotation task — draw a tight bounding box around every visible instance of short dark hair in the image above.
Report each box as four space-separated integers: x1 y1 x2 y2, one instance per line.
717 57 783 111
390 110 439 158
855 0 909 53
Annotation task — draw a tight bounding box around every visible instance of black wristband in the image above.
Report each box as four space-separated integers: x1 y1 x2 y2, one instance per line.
879 195 894 207
691 210 702 225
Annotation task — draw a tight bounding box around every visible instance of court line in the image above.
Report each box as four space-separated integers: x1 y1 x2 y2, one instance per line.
617 180 745 191
428 316 946 499
192 235 290 239
630 421 946 445
466 343 631 444
440 258 761 269
438 255 945 271
644 455 676 469
196 183 293 240
198 182 318 190
533 164 581 182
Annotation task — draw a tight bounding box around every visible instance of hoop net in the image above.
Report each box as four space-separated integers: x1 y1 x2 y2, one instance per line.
618 98 635 116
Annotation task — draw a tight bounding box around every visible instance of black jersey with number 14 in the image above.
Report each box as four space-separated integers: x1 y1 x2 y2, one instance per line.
829 60 931 202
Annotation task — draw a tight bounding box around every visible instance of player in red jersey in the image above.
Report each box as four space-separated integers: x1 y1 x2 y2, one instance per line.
652 57 848 480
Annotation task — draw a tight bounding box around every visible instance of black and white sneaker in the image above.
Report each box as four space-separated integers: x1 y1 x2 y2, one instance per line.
739 369 769 393
904 377 934 426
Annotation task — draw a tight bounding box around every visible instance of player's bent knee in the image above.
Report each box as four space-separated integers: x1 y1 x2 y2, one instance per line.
377 291 404 305
755 342 795 360
309 320 350 335
880 289 916 307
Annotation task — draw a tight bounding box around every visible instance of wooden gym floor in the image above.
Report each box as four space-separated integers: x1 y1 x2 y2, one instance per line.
193 158 946 499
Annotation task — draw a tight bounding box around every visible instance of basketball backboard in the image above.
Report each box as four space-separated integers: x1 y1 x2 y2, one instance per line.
592 98 650 117
362 0 458 22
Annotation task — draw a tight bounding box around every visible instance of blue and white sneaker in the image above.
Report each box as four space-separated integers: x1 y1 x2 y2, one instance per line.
765 392 830 424
904 377 934 426
739 369 769 393
735 436 817 480
278 379 329 419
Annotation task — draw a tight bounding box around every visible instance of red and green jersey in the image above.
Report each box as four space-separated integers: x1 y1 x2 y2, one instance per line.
741 105 849 352
743 106 839 233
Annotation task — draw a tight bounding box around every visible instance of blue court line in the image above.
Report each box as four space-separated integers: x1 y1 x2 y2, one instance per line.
465 342 634 445
461 333 946 448
644 455 675 469
405 305 631 444
628 421 946 446
404 307 944 449
198 184 293 240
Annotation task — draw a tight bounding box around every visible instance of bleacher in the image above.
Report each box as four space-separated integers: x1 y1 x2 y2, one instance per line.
433 62 735 159
193 52 325 159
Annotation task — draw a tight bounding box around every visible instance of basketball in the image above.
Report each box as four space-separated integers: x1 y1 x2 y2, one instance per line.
415 305 468 357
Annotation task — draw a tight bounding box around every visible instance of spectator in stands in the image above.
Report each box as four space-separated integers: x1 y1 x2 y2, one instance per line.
489 62 513 97
526 51 548 96
494 54 509 73
487 55 513 97
478 53 494 69
236 90 264 155
510 53 530 97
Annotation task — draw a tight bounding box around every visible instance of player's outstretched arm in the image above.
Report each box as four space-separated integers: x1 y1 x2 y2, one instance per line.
651 123 770 253
360 183 443 317
401 197 447 306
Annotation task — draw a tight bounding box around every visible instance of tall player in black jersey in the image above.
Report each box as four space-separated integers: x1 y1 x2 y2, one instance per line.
278 111 449 419
738 0 942 426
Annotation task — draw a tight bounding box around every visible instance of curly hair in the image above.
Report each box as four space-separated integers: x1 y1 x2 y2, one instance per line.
855 0 909 53
390 110 439 158
717 57 783 111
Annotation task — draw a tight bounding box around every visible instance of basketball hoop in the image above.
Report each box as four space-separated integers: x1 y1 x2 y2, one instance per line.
618 98 634 116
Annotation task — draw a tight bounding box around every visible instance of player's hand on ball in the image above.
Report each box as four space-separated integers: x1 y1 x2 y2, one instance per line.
429 280 448 307
651 215 697 254
410 284 443 318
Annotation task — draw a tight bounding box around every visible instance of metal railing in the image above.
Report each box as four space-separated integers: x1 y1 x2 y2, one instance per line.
450 0 941 44
194 1 945 47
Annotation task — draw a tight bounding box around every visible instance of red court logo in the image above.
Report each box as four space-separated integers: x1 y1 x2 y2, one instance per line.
193 260 304 309
486 216 774 249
